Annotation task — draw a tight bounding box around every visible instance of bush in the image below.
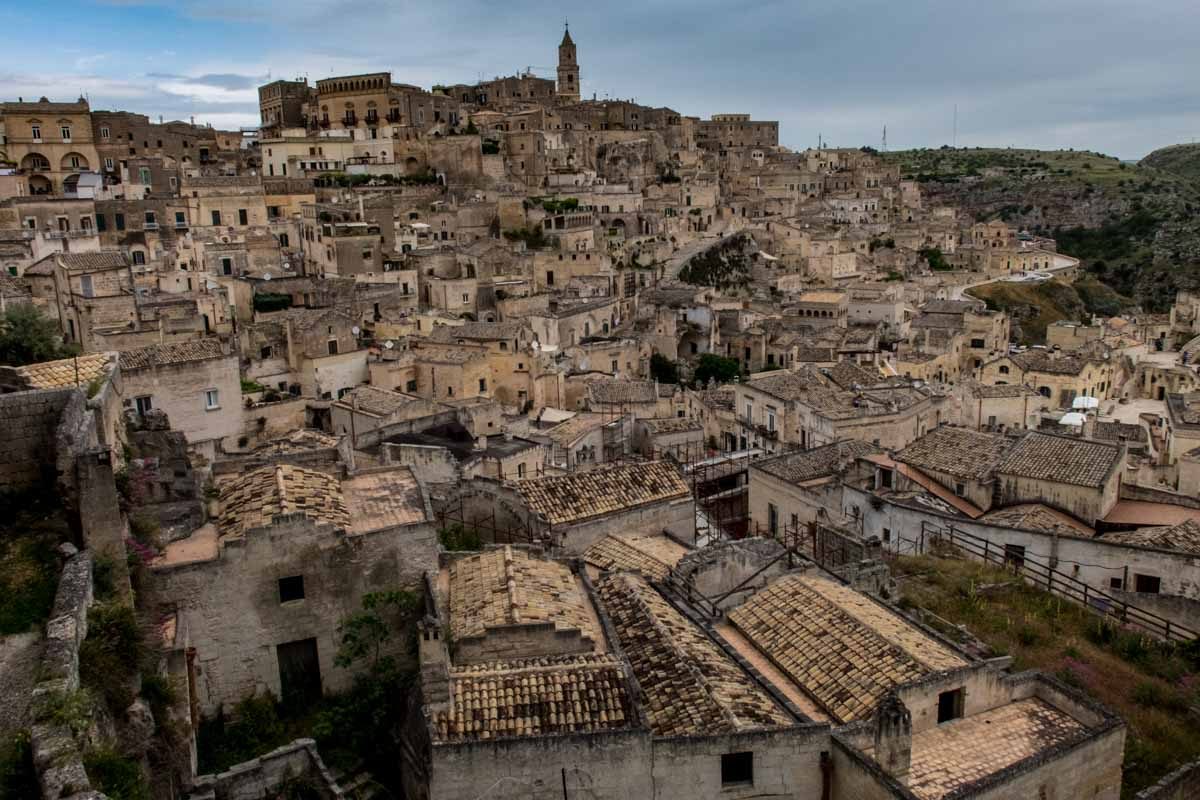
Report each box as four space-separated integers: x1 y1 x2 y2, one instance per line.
502 226 549 249
197 693 287 775
241 378 266 394
0 528 60 634
0 731 36 798
0 305 79 366
438 524 482 552
253 292 293 313
649 353 678 384
919 247 952 271
84 748 149 800
692 354 741 387
80 602 142 714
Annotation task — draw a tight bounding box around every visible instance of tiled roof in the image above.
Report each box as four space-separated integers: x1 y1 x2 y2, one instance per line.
754 440 879 485
895 426 1012 481
515 462 689 525
694 387 735 411
56 251 130 271
434 654 634 742
641 416 702 435
119 338 227 370
825 361 879 390
430 322 523 342
1009 350 1103 376
334 385 420 417
1102 518 1200 554
587 379 658 405
969 382 1039 399
728 575 965 723
979 504 1094 537
745 366 832 402
584 536 673 582
995 432 1122 488
448 546 599 644
13 352 115 390
217 464 349 538
1093 420 1148 444
597 573 790 735
544 412 607 446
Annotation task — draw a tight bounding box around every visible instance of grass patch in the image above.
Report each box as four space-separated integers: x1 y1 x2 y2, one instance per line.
83 747 149 800
79 601 143 715
0 489 70 634
893 553 1200 798
0 731 37 798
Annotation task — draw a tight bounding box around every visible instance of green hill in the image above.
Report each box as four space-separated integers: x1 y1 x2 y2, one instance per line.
967 277 1133 345
882 147 1200 312
1140 143 1200 182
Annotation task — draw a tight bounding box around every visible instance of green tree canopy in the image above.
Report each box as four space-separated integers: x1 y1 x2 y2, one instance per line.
692 354 741 386
649 353 679 384
0 305 76 366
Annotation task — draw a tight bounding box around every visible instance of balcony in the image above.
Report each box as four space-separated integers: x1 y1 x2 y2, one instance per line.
755 423 779 440
144 222 159 230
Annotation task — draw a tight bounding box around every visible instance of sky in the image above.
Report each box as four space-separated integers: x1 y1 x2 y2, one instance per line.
2 0 1198 160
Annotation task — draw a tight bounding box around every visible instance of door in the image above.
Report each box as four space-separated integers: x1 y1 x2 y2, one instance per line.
277 638 322 708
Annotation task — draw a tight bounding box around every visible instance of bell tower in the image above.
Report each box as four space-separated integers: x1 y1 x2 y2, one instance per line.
557 24 580 104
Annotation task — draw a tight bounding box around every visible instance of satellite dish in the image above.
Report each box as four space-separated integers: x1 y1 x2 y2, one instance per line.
384 340 395 349
263 273 272 281
352 325 361 335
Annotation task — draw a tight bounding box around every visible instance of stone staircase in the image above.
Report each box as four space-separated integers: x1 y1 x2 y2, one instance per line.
330 761 386 800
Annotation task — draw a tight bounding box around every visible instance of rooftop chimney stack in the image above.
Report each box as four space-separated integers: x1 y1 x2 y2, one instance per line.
874 692 912 786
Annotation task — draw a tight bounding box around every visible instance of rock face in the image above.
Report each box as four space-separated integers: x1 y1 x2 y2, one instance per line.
126 409 205 538
1142 143 1200 182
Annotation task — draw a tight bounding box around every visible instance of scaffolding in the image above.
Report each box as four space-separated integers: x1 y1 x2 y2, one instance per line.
434 492 539 547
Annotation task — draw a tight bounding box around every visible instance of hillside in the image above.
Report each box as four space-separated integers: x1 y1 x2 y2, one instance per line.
883 147 1200 311
1141 143 1200 182
966 277 1133 345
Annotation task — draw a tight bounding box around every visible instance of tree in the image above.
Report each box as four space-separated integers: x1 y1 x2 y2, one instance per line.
692 354 741 386
649 353 679 384
0 305 76 366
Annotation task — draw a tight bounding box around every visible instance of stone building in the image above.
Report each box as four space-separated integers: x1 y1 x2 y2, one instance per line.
403 541 1124 800
152 462 437 713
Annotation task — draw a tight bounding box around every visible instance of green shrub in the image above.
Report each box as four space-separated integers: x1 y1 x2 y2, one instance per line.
39 688 94 737
240 378 266 394
197 693 287 775
438 524 482 552
0 731 36 799
649 353 678 384
84 748 149 800
0 530 60 634
79 602 142 714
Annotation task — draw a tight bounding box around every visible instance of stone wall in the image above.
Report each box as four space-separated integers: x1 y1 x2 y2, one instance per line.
1135 759 1200 800
0 387 74 488
29 549 100 800
382 443 459 484
187 738 344 800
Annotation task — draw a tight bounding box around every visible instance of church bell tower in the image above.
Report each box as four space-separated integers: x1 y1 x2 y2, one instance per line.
557 24 580 104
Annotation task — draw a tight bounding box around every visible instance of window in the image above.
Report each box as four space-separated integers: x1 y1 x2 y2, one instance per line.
479 378 487 392
1004 544 1026 570
175 211 186 228
766 405 776 432
879 467 893 489
999 365 1010 375
970 338 986 349
517 463 526 478
327 339 339 356
203 389 220 410
1134 574 1161 594
103 157 114 171
260 345 273 359
132 251 146 266
721 752 753 787
139 167 152 186
96 214 106 232
882 527 892 543
278 575 305 603
767 503 778 536
134 395 153 415
100 126 110 139
954 482 966 497
221 257 233 276
211 210 222 226
238 208 248 226
31 125 41 140
546 270 554 286
79 275 94 298
406 379 418 392
1110 577 1123 590
937 689 964 723
144 211 157 227
115 213 125 231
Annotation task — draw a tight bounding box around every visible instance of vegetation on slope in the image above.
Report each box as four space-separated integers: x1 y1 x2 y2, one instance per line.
967 277 1132 345
893 553 1200 798
0 489 71 634
883 146 1200 312
1141 143 1200 182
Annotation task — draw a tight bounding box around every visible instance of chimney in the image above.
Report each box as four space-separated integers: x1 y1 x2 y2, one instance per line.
873 692 912 785
475 435 487 451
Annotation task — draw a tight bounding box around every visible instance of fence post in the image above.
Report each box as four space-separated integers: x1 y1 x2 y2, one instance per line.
1166 620 1172 640
983 539 989 563
1083 584 1089 607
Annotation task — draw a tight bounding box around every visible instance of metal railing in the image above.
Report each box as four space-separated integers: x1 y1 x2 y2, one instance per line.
910 521 1199 643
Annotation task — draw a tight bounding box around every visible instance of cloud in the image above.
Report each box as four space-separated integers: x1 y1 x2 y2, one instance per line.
15 0 1200 156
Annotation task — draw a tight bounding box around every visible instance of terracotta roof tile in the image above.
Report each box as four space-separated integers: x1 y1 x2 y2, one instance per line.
217 464 349 538
515 462 689 525
119 338 227 370
13 352 115 390
895 427 1012 482
597 572 790 735
995 432 1122 488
